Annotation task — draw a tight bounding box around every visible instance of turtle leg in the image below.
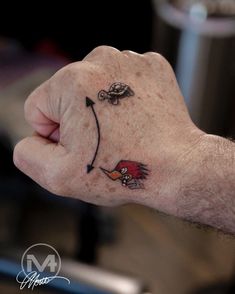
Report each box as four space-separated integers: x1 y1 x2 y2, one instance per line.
111 98 119 105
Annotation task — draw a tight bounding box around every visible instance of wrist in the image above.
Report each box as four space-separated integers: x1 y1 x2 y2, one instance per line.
160 126 207 214
173 133 235 233
130 125 206 214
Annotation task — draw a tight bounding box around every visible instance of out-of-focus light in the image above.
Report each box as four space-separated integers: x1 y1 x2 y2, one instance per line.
189 3 208 21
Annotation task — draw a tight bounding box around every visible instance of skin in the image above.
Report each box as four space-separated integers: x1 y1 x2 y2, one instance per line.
13 46 235 234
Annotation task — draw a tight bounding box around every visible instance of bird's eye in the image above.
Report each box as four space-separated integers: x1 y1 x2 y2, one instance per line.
120 167 128 174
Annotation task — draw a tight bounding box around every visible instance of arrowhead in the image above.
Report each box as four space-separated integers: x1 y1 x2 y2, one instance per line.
86 97 95 107
87 164 94 173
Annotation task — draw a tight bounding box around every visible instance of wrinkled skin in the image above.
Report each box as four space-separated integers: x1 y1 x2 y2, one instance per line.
13 46 204 212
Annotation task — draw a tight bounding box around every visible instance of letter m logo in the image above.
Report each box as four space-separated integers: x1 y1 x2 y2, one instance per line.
26 255 57 272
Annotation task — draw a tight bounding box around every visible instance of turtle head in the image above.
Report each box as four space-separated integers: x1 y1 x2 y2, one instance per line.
98 90 109 101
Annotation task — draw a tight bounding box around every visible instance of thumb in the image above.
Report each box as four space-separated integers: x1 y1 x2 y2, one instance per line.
13 135 69 195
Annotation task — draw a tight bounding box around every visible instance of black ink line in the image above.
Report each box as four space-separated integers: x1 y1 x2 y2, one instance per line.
86 97 100 173
98 82 134 105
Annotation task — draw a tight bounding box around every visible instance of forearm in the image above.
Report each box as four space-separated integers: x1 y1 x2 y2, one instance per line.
163 135 235 234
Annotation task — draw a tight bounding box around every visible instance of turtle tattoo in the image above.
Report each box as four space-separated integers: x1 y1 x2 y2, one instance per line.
98 82 134 105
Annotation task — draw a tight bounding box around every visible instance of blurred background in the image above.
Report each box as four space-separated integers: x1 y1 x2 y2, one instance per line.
0 0 235 293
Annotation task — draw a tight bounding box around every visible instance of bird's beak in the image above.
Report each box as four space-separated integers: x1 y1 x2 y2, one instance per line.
100 167 122 180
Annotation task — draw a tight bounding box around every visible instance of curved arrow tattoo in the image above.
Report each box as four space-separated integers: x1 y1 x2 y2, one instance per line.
86 97 101 173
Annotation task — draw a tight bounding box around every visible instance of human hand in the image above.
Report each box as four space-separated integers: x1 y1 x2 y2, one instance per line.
13 46 204 210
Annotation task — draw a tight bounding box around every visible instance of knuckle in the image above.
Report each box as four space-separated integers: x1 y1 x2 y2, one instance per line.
144 51 172 70
122 50 144 60
50 62 86 92
156 53 170 66
144 51 165 61
56 61 94 82
122 49 137 56
84 45 120 61
52 61 100 97
92 45 120 55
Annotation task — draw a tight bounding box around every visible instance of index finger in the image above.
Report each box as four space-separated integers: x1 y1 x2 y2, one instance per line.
24 79 60 139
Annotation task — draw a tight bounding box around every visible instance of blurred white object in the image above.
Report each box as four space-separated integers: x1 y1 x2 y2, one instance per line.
153 0 235 137
61 258 148 294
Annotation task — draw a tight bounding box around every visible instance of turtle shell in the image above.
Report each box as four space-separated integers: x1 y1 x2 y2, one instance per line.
108 82 129 96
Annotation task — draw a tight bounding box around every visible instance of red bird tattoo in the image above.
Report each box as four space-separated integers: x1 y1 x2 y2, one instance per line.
100 160 149 189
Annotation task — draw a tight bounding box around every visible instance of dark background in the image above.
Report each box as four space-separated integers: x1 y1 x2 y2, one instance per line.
0 1 153 59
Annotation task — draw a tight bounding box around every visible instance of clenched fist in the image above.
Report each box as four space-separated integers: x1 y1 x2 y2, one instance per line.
13 46 235 234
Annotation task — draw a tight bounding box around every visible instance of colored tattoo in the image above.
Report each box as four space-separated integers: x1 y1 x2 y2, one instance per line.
98 82 134 105
87 82 147 191
100 160 149 189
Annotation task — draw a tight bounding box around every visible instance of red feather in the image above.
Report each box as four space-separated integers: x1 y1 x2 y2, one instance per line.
115 160 149 179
